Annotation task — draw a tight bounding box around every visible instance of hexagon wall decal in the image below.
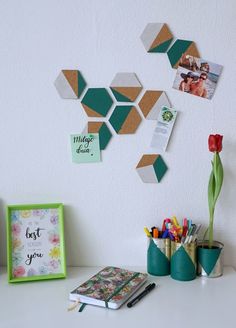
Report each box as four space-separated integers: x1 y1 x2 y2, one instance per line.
54 70 86 99
167 39 200 69
81 88 113 117
138 90 171 120
109 105 142 134
83 121 112 150
136 154 168 183
140 23 173 53
110 72 142 102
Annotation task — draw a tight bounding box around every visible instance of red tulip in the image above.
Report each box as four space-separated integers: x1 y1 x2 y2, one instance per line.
208 134 223 152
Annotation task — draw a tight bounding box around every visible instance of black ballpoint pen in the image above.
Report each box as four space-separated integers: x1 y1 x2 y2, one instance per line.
127 283 156 308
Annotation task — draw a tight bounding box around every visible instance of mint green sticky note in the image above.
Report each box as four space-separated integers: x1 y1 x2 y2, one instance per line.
70 133 101 163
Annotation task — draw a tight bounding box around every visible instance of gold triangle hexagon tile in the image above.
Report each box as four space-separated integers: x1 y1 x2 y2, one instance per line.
109 105 142 134
110 72 143 102
54 70 87 99
140 23 174 53
81 88 113 117
136 154 168 183
167 39 200 69
138 90 171 120
83 121 112 150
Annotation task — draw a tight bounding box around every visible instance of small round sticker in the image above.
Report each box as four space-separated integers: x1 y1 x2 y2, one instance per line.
162 110 173 122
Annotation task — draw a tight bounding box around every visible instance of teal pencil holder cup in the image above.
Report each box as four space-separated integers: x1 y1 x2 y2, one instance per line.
147 238 170 276
170 241 197 281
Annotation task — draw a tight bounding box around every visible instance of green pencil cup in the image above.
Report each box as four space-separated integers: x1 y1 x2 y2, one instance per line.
170 241 197 281
147 238 170 276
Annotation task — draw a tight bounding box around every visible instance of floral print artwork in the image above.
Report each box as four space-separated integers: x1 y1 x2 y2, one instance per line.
72 267 147 304
10 208 62 278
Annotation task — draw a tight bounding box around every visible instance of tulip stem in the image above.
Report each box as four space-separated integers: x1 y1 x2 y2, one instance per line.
208 211 214 248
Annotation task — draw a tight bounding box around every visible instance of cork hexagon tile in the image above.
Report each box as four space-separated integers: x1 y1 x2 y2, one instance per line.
140 23 173 53
110 73 142 102
109 105 142 134
83 121 112 150
81 88 113 117
54 70 87 99
167 39 200 69
138 90 171 120
136 154 168 183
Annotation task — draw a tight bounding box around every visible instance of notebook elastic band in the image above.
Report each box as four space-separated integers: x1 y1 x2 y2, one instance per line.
78 303 87 312
104 272 140 308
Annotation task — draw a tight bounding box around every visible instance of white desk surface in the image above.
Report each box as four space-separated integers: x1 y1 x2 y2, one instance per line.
0 266 235 328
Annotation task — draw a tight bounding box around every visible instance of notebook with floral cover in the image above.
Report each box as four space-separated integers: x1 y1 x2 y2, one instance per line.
70 266 148 309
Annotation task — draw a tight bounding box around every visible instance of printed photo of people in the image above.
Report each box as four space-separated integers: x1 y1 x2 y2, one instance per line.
172 55 223 100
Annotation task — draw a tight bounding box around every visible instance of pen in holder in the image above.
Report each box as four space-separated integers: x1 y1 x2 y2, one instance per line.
147 238 170 276
170 241 197 281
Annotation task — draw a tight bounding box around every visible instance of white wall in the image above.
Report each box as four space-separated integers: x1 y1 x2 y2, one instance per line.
1 0 236 267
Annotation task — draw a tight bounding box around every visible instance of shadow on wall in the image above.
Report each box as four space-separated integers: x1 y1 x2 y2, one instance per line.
222 140 236 227
63 205 97 268
0 199 7 266
223 240 235 269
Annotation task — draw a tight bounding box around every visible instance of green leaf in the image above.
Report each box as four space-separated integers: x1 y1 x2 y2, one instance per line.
213 153 224 204
208 170 216 215
208 162 216 248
